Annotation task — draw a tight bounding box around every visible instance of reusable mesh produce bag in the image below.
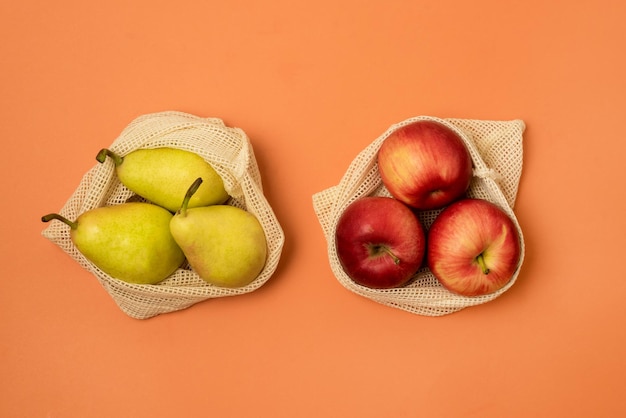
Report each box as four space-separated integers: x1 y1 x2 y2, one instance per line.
312 116 525 316
42 111 285 319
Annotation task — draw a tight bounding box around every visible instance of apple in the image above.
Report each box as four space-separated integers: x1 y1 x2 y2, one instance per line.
427 198 521 296
335 196 426 289
377 119 473 210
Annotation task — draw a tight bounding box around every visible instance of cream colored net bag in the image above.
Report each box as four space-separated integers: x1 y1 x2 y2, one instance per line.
312 116 525 316
42 111 285 319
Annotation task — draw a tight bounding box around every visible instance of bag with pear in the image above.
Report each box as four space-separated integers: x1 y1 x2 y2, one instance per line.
312 116 526 316
42 111 285 319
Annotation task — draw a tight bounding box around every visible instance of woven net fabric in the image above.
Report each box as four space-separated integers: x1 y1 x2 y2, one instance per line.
42 111 285 319
312 116 525 316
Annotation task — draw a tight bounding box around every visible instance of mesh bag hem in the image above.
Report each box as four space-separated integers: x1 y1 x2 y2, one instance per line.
42 111 285 319
312 116 526 316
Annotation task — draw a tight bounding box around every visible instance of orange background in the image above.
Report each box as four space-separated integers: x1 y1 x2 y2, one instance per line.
2 0 625 417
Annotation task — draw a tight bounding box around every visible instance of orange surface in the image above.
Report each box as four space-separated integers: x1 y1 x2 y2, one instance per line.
2 0 626 416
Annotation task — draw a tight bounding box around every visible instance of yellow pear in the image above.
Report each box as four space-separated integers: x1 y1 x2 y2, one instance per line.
96 147 229 212
42 202 185 284
170 178 267 288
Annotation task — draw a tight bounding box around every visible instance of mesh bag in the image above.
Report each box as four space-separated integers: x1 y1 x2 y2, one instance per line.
42 111 285 319
312 116 525 316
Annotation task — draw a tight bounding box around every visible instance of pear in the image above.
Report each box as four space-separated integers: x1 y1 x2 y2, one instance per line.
170 178 267 288
42 202 185 284
96 147 229 212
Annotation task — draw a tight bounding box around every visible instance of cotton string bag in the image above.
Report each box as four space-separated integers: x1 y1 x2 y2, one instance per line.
42 111 285 319
312 116 525 316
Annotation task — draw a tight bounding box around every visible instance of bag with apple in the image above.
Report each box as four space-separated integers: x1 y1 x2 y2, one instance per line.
42 111 285 319
313 116 525 316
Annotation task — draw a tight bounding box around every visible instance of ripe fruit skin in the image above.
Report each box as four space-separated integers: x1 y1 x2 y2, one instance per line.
427 198 521 296
170 205 267 288
61 203 185 284
335 196 426 289
118 148 229 212
97 147 229 212
377 120 473 210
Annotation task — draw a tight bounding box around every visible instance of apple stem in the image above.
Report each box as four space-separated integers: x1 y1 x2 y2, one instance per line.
96 148 124 166
177 177 203 217
476 253 490 275
380 246 401 265
41 213 78 230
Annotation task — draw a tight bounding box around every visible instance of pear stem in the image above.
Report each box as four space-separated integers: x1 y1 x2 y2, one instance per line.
41 213 78 230
476 253 490 274
96 148 124 166
178 177 203 217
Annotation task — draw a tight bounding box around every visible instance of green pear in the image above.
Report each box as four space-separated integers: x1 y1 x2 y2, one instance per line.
170 178 267 288
42 202 185 284
96 147 229 212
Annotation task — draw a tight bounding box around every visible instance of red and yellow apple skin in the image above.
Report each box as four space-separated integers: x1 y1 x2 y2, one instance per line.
427 198 521 296
377 120 473 210
335 196 426 289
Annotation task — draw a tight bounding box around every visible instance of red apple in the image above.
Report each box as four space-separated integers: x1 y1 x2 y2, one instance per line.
427 198 521 296
335 196 426 289
377 119 473 210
